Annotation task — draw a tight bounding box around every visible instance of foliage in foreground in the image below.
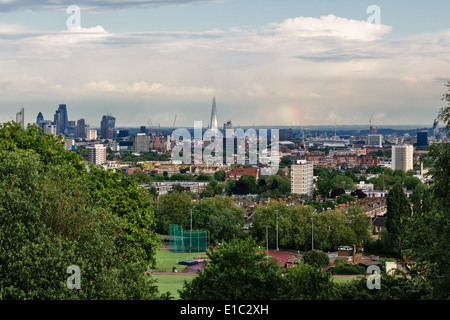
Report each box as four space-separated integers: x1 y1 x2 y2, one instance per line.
0 122 164 299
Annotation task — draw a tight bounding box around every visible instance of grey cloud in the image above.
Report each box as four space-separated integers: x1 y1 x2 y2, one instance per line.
0 0 221 12
295 52 384 62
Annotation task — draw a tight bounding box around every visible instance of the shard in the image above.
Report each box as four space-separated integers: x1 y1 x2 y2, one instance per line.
209 97 218 132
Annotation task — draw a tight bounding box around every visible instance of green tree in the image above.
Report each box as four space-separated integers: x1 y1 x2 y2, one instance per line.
331 175 356 191
206 209 242 245
85 166 160 265
281 263 335 300
406 83 450 299
183 202 217 231
178 237 285 300
239 175 258 194
336 193 355 204
213 170 226 182
0 149 162 300
301 250 330 268
385 184 411 255
156 190 193 234
403 176 421 191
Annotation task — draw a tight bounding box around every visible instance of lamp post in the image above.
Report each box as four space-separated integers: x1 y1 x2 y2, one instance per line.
311 217 314 251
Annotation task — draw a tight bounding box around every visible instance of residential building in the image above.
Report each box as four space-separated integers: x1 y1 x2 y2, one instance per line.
225 166 259 181
86 129 97 141
87 144 107 165
290 160 314 197
392 144 414 172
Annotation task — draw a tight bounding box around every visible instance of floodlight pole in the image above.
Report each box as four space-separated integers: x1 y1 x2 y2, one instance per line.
275 210 279 251
190 209 192 252
311 217 314 251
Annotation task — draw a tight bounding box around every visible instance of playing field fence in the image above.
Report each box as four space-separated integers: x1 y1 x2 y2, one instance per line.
169 224 207 253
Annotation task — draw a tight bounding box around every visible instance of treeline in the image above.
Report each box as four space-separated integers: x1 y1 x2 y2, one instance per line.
249 203 370 252
131 167 292 199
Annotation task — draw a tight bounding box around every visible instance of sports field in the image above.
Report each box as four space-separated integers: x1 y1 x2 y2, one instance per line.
153 248 207 272
152 248 205 299
153 274 195 300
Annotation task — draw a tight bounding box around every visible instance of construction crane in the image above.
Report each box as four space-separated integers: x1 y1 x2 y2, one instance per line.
369 112 374 127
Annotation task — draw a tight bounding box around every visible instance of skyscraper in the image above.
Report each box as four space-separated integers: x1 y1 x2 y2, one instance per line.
433 120 439 139
209 97 218 132
36 112 44 129
16 108 25 130
77 118 86 139
100 115 116 139
53 104 69 135
416 131 428 146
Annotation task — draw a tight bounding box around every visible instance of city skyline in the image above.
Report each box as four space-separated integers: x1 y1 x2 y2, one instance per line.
1 1 450 127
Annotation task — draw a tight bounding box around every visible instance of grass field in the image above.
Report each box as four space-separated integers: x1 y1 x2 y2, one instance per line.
152 248 205 299
153 274 195 300
154 248 207 272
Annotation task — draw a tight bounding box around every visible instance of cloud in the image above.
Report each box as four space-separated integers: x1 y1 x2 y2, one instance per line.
269 14 391 41
0 13 449 126
0 0 223 12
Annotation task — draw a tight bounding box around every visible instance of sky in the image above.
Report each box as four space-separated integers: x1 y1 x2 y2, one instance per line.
0 0 449 128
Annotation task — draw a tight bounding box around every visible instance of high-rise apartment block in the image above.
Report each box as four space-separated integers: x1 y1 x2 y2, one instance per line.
87 144 106 165
86 129 98 141
392 144 414 172
290 160 314 197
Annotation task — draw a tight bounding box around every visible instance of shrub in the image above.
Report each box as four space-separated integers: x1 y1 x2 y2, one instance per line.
302 250 330 268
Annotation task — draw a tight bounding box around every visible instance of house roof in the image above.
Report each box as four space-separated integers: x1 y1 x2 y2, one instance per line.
372 215 386 227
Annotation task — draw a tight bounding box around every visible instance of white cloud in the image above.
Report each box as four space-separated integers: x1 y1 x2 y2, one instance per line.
0 14 449 126
270 14 391 41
